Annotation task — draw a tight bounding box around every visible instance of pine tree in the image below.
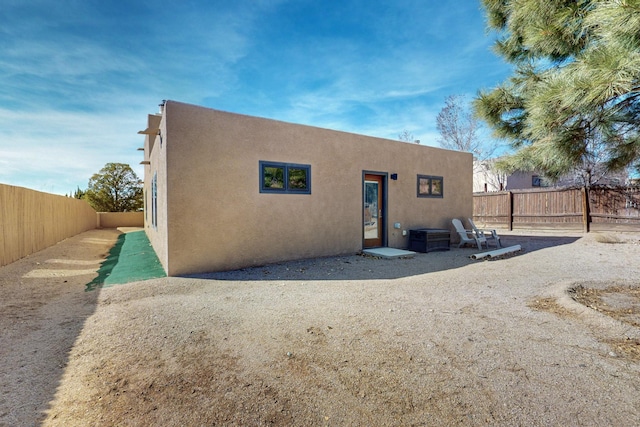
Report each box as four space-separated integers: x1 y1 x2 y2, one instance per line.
475 0 640 183
73 186 86 200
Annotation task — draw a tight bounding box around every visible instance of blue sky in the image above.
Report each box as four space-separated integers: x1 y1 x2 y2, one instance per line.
0 0 511 195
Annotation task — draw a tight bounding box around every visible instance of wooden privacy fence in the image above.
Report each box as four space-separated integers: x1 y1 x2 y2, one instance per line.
0 184 97 267
473 186 640 232
0 184 147 268
97 211 144 228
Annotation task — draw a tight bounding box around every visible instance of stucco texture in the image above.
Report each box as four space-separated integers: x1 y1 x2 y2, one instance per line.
143 101 472 275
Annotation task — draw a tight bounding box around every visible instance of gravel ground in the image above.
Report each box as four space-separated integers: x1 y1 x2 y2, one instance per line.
1 228 639 426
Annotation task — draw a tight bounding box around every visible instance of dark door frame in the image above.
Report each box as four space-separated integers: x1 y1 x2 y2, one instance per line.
362 171 388 248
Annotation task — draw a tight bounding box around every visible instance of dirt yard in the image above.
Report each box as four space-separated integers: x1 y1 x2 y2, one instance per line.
1 228 639 426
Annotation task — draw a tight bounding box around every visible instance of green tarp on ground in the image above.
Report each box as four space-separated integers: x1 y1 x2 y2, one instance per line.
86 230 166 291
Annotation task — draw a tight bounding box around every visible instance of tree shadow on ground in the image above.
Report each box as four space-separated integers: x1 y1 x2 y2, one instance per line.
188 234 581 282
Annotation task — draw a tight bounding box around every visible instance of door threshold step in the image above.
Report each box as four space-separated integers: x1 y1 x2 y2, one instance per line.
362 248 416 259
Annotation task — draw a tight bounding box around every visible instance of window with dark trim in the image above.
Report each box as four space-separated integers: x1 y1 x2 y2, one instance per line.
260 161 311 194
532 175 550 187
417 175 444 198
151 172 158 228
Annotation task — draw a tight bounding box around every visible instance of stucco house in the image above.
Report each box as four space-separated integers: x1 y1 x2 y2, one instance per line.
473 159 629 192
140 100 472 275
473 160 542 193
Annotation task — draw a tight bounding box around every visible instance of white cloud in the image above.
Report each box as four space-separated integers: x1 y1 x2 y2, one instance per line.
0 0 513 196
0 107 146 194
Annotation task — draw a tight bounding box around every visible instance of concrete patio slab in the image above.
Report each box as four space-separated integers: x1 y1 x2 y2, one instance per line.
362 247 416 259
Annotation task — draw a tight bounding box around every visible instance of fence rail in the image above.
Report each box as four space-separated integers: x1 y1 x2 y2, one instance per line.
473 186 640 232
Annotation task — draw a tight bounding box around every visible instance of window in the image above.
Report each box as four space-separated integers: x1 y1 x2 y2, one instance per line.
532 175 550 187
417 175 443 198
260 161 311 194
151 172 158 228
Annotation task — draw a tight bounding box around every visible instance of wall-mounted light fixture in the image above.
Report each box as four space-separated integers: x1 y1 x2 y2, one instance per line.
391 173 398 180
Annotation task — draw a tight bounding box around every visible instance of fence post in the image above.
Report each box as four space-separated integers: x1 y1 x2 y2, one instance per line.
507 191 513 231
582 186 590 233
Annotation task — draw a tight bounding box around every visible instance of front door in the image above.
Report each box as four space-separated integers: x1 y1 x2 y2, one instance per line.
363 174 384 248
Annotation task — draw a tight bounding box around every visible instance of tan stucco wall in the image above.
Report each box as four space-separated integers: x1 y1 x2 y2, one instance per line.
506 171 536 190
0 184 97 267
97 212 144 228
142 113 170 272
144 101 472 275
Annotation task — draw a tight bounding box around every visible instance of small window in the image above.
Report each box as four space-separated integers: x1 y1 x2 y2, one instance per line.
417 175 444 198
260 161 311 194
532 175 550 187
151 172 158 228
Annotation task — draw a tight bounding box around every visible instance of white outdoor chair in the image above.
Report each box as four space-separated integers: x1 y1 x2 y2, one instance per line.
452 218 487 250
467 218 501 248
